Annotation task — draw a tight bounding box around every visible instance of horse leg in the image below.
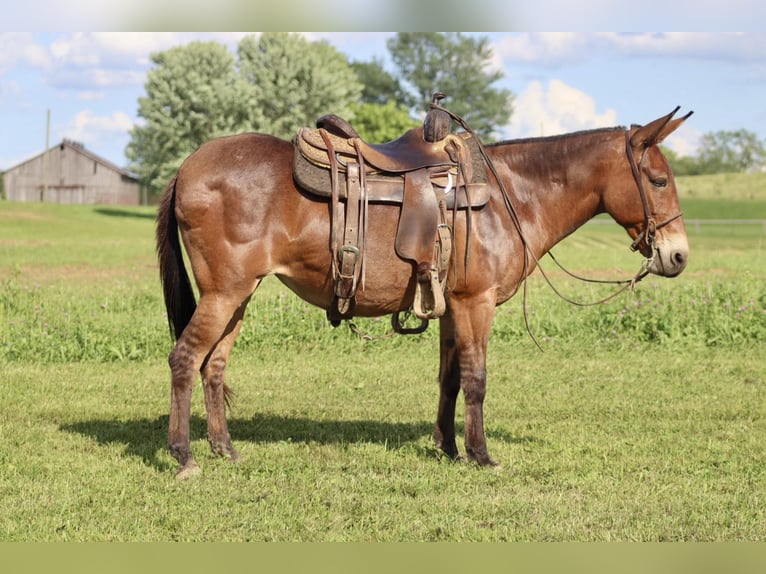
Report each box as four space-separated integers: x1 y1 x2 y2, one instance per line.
201 293 254 462
434 312 461 460
434 293 498 466
168 292 252 479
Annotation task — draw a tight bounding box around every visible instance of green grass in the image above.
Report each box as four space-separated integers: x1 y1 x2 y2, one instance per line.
1 182 765 541
676 171 766 201
1 346 764 541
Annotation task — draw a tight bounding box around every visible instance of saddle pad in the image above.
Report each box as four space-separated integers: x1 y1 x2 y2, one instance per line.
293 150 490 209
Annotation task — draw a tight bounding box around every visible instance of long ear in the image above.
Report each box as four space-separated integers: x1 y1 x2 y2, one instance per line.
630 107 693 149
655 110 694 144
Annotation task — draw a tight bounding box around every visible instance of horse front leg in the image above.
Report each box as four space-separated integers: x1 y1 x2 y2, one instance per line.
434 313 460 460
434 293 498 466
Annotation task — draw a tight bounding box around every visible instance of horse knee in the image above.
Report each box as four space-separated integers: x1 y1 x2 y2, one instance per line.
168 342 197 383
461 370 487 404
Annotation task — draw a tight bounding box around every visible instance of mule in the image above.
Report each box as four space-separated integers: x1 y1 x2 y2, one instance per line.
156 107 692 478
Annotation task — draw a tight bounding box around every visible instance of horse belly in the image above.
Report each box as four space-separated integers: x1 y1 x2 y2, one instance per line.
276 203 418 317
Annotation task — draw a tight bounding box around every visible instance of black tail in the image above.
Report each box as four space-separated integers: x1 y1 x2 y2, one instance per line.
156 177 197 340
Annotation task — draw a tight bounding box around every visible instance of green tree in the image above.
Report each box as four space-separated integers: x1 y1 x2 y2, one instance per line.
347 101 419 142
696 129 766 173
660 146 703 177
238 33 362 140
351 58 407 106
126 41 252 194
386 32 513 139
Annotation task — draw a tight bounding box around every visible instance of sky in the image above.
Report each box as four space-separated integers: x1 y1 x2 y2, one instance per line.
1 31 765 171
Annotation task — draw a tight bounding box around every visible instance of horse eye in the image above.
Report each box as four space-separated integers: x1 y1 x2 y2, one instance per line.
650 177 668 188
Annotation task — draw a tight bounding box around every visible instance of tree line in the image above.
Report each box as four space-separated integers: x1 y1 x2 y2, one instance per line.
126 32 765 197
126 32 512 195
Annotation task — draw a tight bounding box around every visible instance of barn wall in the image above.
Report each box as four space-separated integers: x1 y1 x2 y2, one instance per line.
2 142 140 205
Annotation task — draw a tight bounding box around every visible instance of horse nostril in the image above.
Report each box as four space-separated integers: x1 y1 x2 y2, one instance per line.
673 251 687 266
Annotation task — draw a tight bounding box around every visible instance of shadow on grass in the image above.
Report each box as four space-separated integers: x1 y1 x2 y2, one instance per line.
61 412 540 473
94 207 156 220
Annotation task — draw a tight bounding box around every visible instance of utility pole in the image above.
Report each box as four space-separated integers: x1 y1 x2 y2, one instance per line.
42 109 50 202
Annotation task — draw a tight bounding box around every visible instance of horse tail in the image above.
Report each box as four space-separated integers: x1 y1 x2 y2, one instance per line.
156 176 197 340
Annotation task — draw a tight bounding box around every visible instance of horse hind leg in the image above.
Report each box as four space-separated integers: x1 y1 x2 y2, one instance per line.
167 289 255 479
201 293 254 462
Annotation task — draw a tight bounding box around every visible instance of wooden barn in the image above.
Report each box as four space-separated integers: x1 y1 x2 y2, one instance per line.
2 139 141 205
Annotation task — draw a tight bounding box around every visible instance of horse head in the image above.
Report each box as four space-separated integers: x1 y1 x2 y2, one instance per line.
605 107 693 278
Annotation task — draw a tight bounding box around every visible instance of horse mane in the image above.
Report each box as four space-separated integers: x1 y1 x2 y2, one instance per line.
488 125 627 147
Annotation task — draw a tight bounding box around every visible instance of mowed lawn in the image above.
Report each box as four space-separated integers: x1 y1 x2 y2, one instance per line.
0 178 764 541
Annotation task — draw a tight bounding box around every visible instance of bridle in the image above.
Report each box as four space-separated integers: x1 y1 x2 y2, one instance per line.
624 129 683 256
506 127 685 349
372 104 685 344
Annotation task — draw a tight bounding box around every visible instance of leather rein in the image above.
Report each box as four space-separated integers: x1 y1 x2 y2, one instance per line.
532 130 684 308
489 126 684 349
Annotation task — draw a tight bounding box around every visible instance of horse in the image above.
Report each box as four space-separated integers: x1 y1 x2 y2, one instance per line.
156 106 692 479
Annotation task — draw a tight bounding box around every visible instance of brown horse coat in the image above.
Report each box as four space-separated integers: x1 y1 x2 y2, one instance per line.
157 109 691 478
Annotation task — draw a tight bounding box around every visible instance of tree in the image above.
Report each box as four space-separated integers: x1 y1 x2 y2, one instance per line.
237 33 362 140
127 34 364 196
660 146 703 177
351 58 407 107
696 129 766 174
347 101 419 142
386 33 513 139
126 41 252 194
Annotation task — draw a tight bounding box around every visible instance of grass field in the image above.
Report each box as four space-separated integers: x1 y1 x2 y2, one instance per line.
0 173 765 541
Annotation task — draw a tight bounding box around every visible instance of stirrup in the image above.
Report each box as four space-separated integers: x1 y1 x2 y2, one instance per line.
413 268 446 320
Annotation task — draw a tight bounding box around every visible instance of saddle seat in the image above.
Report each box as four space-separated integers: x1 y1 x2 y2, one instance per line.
313 114 458 173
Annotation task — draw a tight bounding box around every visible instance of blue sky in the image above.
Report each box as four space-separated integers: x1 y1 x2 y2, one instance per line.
1 32 765 171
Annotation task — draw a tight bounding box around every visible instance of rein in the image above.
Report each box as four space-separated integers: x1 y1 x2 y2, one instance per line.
531 128 685 310
525 128 685 319
434 106 680 349
348 104 677 346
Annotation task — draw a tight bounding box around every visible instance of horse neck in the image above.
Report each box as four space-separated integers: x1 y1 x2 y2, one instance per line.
487 129 622 256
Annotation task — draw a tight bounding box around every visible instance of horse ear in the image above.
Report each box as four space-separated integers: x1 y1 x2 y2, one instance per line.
654 110 694 144
630 107 694 149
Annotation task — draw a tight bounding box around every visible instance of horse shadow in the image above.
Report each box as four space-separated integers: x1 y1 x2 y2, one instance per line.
60 413 539 474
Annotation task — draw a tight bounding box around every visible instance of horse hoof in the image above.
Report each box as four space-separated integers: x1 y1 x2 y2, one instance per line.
175 461 202 480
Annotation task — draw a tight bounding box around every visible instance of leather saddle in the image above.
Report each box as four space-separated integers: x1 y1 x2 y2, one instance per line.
292 99 489 328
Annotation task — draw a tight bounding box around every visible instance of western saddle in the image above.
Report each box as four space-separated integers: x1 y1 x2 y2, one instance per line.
293 94 489 330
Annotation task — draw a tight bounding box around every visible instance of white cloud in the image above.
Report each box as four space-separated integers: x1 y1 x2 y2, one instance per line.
495 33 590 68
59 110 134 146
663 124 702 158
505 79 618 139
0 33 51 74
600 32 766 62
494 32 766 68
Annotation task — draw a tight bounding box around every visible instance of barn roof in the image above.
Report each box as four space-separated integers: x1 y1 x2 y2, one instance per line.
4 139 139 181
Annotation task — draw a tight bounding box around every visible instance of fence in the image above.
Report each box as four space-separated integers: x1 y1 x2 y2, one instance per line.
588 219 766 234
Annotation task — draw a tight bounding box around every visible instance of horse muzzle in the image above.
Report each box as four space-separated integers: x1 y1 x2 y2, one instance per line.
645 235 689 277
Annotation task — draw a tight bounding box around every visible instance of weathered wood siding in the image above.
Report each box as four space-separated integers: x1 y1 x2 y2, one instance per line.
2 141 140 205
